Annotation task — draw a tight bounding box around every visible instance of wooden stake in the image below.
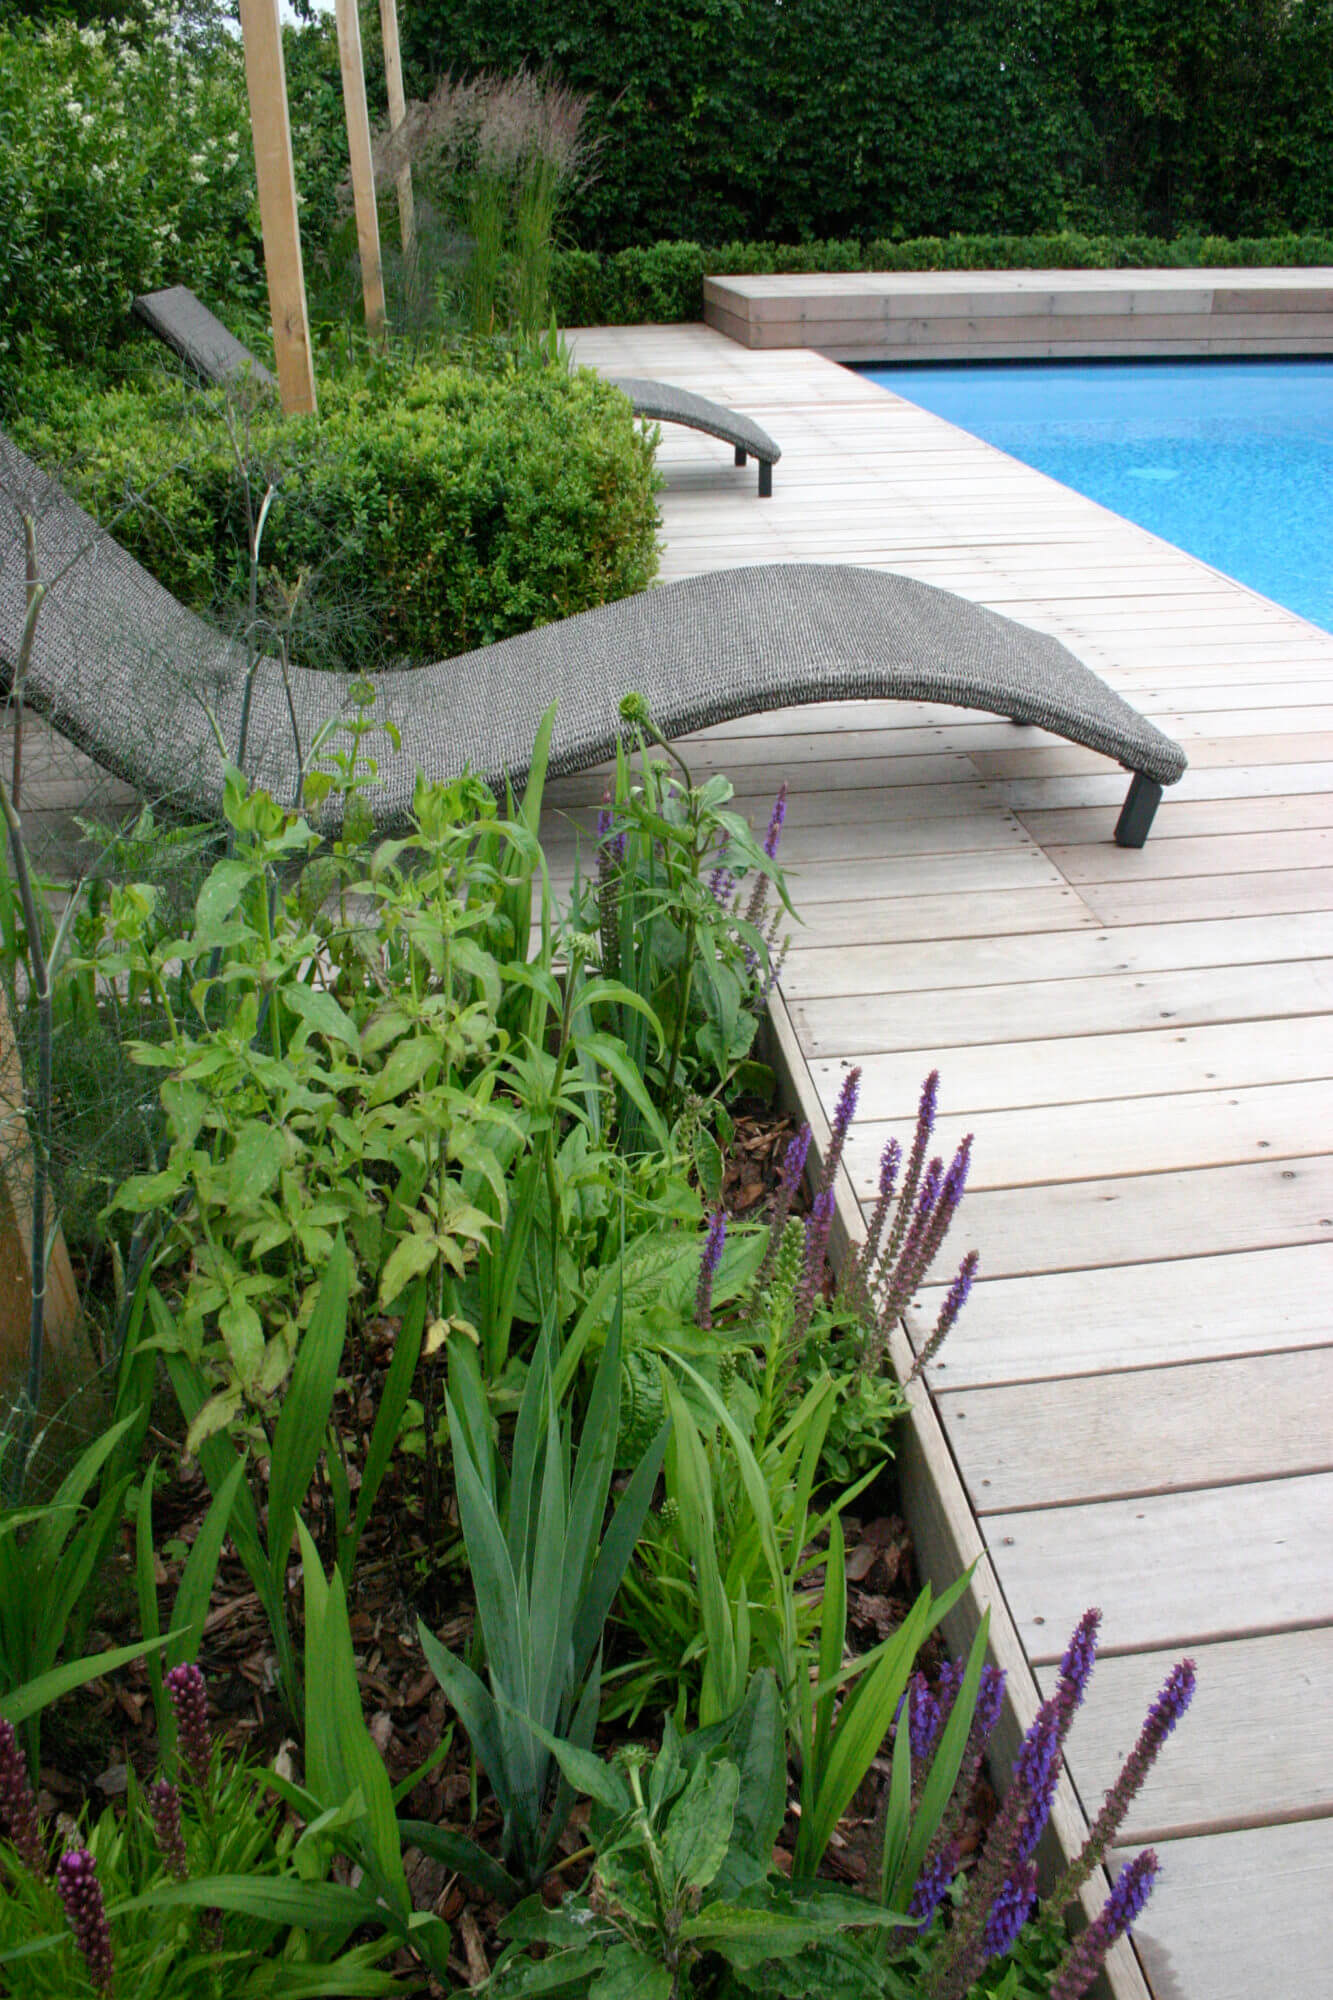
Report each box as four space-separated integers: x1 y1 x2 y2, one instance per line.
336 0 387 341
1 997 82 1407
378 0 416 262
237 0 318 415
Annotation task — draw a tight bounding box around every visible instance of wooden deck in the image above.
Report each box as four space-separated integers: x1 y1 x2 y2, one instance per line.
562 325 1333 1999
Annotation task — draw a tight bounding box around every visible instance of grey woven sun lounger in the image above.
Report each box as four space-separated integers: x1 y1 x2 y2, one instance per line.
133 287 276 393
601 377 781 496
132 289 781 495
1 431 1185 844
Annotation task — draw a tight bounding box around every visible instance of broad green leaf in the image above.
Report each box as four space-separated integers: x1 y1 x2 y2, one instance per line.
589 1945 673 2000
283 980 359 1049
663 1755 739 1890
227 1121 284 1202
377 1229 438 1308
0 1634 174 1725
366 1035 438 1106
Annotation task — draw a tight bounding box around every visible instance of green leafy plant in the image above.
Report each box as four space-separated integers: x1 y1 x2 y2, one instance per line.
409 1304 667 1900
489 1672 910 1998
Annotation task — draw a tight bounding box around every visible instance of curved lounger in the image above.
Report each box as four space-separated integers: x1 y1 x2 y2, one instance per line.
0 432 1184 843
132 289 781 496
602 377 781 496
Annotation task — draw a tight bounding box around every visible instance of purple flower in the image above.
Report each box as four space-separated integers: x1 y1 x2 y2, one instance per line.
56 1848 114 1993
763 781 789 860
707 862 735 906
695 1208 727 1330
1078 1659 1195 1872
909 1674 942 1760
149 1779 188 1880
794 1184 837 1338
1054 1609 1101 1742
973 1662 1007 1745
857 1136 902 1284
752 1123 812 1299
166 1664 211 1788
1012 1697 1063 1862
909 1838 959 1928
817 1064 861 1198
781 1123 812 1193
981 1860 1037 1961
0 1718 45 1876
1049 1851 1160 2000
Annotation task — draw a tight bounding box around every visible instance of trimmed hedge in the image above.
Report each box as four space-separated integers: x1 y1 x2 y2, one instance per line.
403 0 1333 253
552 232 1333 328
15 362 661 668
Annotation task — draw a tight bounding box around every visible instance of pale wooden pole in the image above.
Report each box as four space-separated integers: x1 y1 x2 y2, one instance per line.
237 0 318 415
1 997 83 1407
378 0 416 261
336 0 388 341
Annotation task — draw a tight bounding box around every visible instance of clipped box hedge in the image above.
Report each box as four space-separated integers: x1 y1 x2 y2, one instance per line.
553 231 1333 328
14 361 661 669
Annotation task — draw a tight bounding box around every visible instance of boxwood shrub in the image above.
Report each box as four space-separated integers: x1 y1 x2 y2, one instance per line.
13 361 661 668
553 230 1333 327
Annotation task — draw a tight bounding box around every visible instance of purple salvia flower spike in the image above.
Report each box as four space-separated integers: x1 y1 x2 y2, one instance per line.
909 1838 959 1928
0 1717 45 1875
763 781 789 861
817 1064 861 1198
1054 1608 1101 1743
1049 1851 1160 2000
1071 1659 1195 1880
908 1248 980 1383
792 1184 836 1340
981 1860 1037 1962
695 1208 727 1330
166 1663 211 1789
1012 1696 1064 1863
56 1848 114 1994
149 1779 188 1881
973 1663 1007 1744
908 1674 942 1761
752 1122 812 1299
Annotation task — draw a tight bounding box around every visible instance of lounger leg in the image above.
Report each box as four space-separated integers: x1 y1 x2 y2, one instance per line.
1115 772 1162 848
758 460 773 498
735 446 747 466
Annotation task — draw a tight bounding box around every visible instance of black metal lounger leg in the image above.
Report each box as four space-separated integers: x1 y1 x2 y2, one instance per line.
758 461 773 498
1115 772 1163 847
735 446 747 466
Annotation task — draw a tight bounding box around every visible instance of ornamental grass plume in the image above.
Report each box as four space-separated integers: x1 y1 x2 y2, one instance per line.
56 1847 114 1994
0 1716 45 1875
695 1207 726 1329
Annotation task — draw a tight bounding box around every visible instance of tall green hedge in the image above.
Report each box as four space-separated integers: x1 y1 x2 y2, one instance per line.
14 363 661 667
551 230 1333 327
401 0 1333 252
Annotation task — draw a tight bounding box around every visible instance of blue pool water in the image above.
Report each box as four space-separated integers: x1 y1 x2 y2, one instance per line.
860 359 1333 632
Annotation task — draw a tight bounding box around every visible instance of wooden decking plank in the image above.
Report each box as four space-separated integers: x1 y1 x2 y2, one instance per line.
788 883 1097 947
1043 1629 1333 1839
846 1077 1333 1192
814 1014 1333 1120
792 959 1333 1056
1113 1819 1333 2000
782 912 1333 999
910 1244 1333 1388
1018 793 1333 844
1077 866 1333 926
956 1158 1333 1279
940 1350 1333 1511
1048 827 1333 882
988 1471 1333 1662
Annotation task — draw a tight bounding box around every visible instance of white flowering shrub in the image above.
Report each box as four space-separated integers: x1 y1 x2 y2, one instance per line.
0 6 348 400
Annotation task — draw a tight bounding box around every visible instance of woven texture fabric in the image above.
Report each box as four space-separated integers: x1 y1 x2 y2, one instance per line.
1 430 1186 835
603 376 781 464
132 287 277 392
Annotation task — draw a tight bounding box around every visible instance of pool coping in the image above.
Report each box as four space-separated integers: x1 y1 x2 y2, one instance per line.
703 267 1333 363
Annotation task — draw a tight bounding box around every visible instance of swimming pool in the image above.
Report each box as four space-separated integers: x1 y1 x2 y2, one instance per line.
860 359 1333 633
